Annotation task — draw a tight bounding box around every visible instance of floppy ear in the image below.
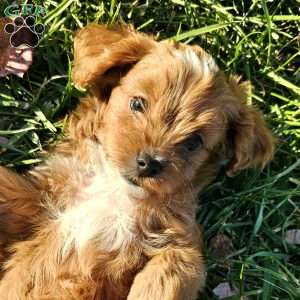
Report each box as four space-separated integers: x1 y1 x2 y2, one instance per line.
72 24 156 99
226 77 275 176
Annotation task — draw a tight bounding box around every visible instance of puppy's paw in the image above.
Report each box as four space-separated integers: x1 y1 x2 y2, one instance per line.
127 264 183 300
128 274 173 300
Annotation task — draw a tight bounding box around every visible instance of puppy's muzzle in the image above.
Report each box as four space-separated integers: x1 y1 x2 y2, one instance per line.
136 152 164 177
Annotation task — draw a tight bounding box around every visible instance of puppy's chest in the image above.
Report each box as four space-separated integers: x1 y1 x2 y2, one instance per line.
59 173 138 253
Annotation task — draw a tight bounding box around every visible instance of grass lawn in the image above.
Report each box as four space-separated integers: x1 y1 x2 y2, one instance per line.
0 0 299 299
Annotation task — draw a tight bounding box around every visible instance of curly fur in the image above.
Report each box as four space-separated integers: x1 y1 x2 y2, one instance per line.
0 24 274 300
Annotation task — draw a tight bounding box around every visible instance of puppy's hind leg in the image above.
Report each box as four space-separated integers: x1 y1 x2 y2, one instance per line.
0 167 41 270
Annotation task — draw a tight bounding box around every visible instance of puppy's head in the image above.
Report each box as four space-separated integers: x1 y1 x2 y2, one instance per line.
72 25 274 198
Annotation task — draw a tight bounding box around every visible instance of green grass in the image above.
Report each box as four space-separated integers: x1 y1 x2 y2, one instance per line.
0 0 299 299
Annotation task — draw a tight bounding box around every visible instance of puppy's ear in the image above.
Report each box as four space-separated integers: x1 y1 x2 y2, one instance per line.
226 77 275 176
72 24 156 98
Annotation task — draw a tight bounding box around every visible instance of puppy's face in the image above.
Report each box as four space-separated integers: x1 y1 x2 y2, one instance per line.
72 25 274 198
101 46 226 196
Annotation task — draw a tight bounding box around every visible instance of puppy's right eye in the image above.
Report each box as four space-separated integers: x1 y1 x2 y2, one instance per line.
182 134 203 152
130 97 147 113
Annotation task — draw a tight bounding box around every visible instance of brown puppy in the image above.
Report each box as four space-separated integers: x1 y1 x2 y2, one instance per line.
0 25 274 300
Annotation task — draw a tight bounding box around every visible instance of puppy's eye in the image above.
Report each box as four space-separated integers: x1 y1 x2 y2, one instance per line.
130 97 147 113
182 134 203 152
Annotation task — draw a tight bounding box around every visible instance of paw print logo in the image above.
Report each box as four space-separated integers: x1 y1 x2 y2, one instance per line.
4 16 45 48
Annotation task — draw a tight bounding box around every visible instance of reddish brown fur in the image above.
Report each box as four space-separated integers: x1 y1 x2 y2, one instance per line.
0 167 41 272
0 24 274 299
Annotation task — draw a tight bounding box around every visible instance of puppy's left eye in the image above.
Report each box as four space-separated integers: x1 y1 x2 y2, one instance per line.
130 97 147 113
182 134 203 152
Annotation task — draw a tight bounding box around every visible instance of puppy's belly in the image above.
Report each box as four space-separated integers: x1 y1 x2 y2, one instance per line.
59 171 138 254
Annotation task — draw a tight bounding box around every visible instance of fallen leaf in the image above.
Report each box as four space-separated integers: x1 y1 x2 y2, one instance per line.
285 229 300 245
0 17 33 78
213 282 239 299
209 233 234 260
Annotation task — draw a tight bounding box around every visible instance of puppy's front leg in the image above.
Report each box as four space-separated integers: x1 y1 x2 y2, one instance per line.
128 246 205 300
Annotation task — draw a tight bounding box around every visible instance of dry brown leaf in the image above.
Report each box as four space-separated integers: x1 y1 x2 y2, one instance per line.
209 233 234 260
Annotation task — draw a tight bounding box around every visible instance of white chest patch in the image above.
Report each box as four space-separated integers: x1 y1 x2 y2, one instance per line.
58 150 142 254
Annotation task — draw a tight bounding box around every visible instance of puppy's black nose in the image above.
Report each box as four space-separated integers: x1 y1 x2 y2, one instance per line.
136 152 163 177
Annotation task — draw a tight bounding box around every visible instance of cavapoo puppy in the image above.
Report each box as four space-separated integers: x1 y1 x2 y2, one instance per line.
0 24 274 299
